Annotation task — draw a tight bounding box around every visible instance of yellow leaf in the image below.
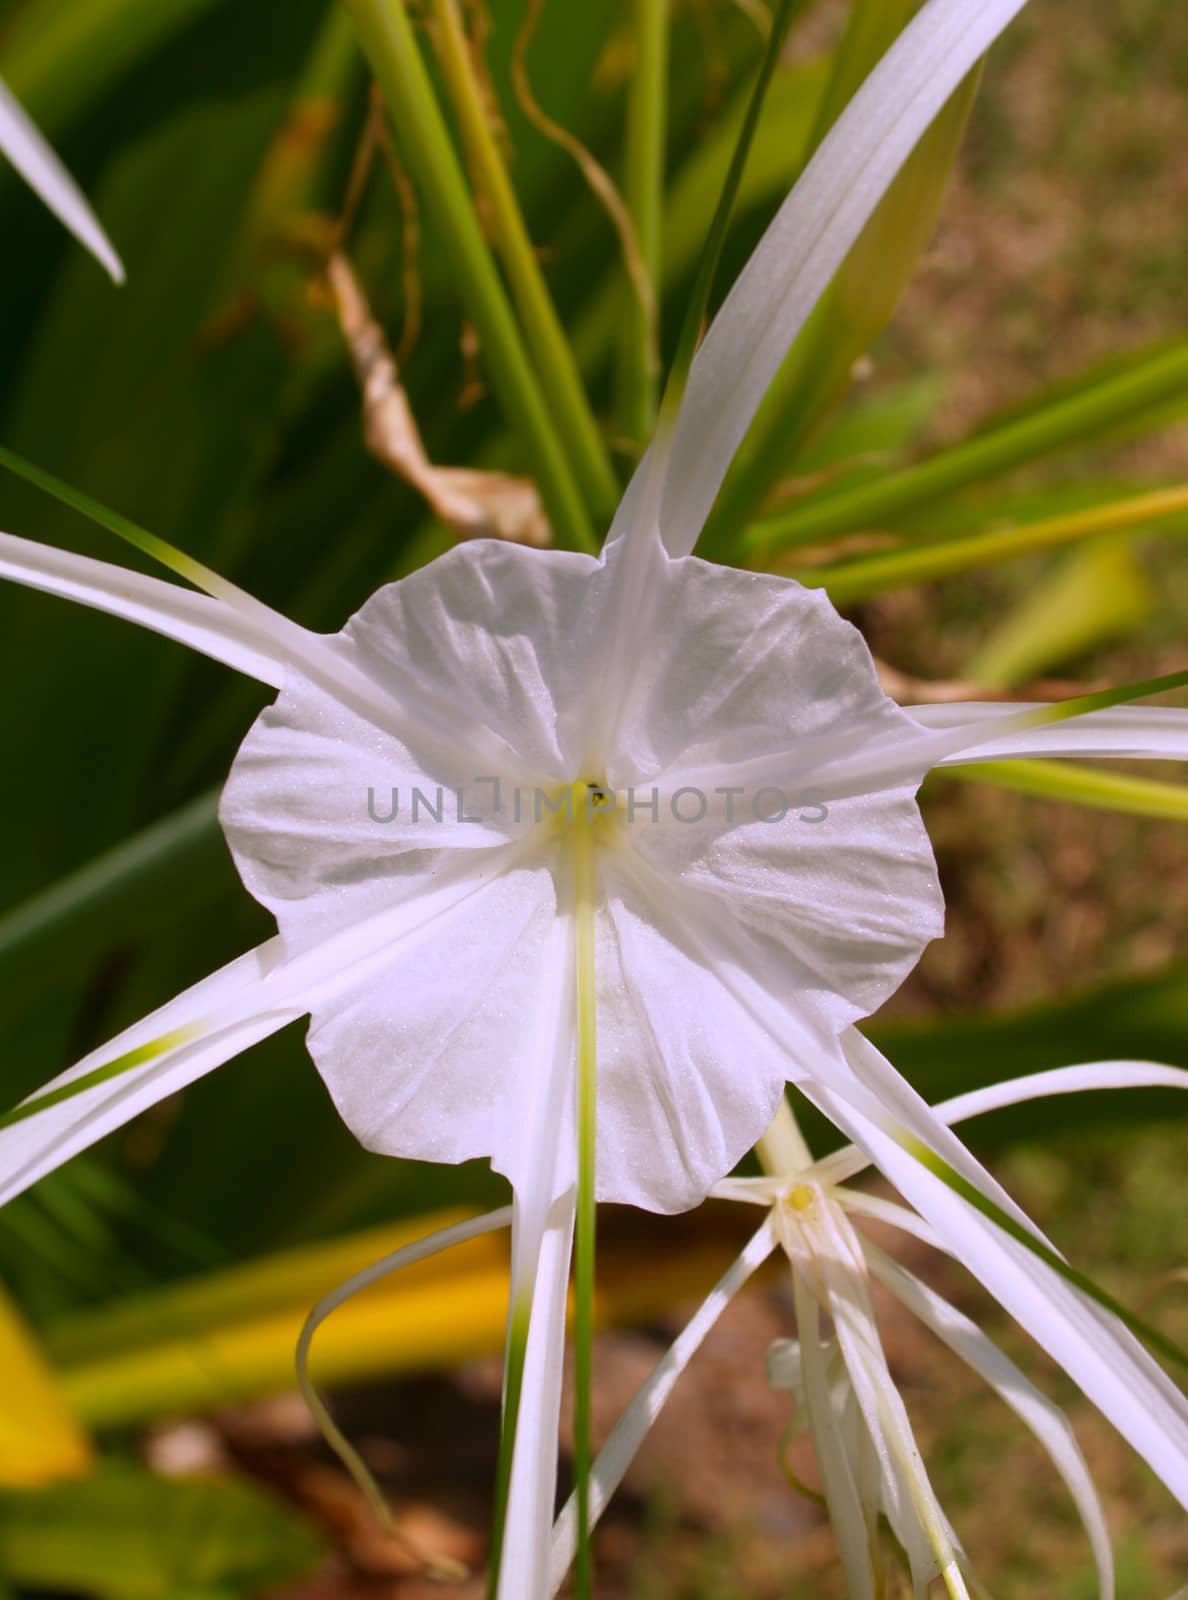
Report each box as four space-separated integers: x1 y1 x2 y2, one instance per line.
0 1285 93 1487
56 1206 762 1429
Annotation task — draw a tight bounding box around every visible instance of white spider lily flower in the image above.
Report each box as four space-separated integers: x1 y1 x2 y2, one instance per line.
0 76 123 282
2 0 1188 1589
554 1060 1188 1598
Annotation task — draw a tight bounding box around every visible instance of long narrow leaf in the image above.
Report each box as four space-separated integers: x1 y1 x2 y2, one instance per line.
754 337 1188 554
700 0 980 557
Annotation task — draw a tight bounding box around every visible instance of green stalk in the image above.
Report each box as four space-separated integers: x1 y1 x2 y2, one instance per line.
659 0 805 429
748 338 1188 558
795 481 1188 604
934 758 1188 822
615 0 668 442
428 0 618 523
572 784 600 1598
696 50 980 561
486 1298 531 1597
1009 663 1188 732
343 0 598 553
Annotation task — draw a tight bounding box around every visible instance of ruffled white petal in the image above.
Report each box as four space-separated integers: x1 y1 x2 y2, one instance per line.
606 549 923 788
909 702 1188 764
0 938 294 1205
0 530 287 687
0 76 123 282
222 531 944 1213
220 668 519 953
335 539 605 778
596 852 832 1211
602 550 942 1030
296 857 566 1189
657 0 1030 554
631 787 941 1026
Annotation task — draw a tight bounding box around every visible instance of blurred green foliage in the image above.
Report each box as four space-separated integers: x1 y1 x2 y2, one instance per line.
1 0 1187 1591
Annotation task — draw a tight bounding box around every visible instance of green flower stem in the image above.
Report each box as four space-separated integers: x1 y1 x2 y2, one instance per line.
615 0 668 442
748 338 1188 558
428 0 618 524
343 0 598 553
793 481 1188 604
571 785 600 1600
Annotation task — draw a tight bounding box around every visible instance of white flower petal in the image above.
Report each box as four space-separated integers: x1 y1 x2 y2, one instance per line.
632 785 942 1026
909 702 1188 764
815 1201 964 1593
550 1214 777 1593
220 669 519 954
793 1272 878 1600
593 886 985 1218
668 693 1146 816
930 1060 1188 1129
603 550 942 1031
868 1244 1114 1600
814 1075 1188 1509
296 859 567 1190
837 1030 1049 1244
817 1059 1188 1189
335 538 604 778
0 76 123 282
222 529 946 1213
839 1191 950 1259
265 849 581 1209
609 552 920 787
0 938 294 1205
0 530 286 687
597 852 834 1211
834 1190 947 1254
658 0 1030 554
499 1187 576 1600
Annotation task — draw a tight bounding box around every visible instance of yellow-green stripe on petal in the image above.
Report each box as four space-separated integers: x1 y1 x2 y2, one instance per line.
0 1024 204 1133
